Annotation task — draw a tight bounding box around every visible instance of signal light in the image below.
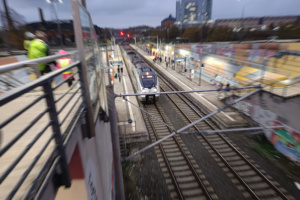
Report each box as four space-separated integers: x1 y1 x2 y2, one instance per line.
120 31 124 36
127 33 130 38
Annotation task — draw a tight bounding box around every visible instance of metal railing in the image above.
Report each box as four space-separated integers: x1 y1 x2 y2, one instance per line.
0 54 89 199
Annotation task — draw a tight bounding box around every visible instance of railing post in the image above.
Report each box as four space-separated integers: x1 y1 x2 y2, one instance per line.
42 79 71 188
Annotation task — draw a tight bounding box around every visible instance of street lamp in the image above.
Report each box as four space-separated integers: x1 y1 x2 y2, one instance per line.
46 0 63 48
238 0 247 29
133 36 136 45
237 0 247 41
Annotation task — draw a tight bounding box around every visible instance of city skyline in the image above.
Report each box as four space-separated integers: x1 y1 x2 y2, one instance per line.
1 0 300 28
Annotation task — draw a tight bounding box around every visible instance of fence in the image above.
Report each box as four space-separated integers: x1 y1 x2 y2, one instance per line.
0 53 90 199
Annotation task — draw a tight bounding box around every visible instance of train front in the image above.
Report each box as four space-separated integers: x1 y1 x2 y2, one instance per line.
139 70 159 102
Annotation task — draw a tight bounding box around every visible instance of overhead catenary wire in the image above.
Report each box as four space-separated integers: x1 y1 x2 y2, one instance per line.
122 97 177 132
115 85 261 98
122 87 263 162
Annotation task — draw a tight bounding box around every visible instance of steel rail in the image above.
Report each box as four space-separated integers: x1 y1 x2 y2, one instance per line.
6 134 55 199
23 148 57 200
159 82 259 200
0 61 80 106
34 155 61 200
0 108 50 157
0 94 46 129
159 74 288 199
59 94 83 126
54 78 80 103
154 103 213 200
114 85 261 98
52 70 79 91
57 87 81 115
0 121 52 183
0 51 78 73
143 104 184 200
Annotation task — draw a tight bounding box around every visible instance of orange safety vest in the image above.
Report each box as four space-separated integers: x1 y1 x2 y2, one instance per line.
58 58 73 74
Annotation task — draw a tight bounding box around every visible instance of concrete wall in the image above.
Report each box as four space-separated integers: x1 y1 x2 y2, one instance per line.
225 91 300 162
226 92 300 132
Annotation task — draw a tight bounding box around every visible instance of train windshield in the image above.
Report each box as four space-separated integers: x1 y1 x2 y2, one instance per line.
141 75 155 88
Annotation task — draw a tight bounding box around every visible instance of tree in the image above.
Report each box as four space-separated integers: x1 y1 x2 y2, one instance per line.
277 23 300 39
205 26 235 42
268 23 274 31
168 26 180 41
1 0 26 50
150 28 165 41
183 27 201 42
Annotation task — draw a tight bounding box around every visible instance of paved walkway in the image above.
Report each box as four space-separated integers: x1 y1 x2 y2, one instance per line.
112 45 148 143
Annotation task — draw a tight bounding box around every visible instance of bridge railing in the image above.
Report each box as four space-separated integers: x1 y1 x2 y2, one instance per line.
0 56 89 199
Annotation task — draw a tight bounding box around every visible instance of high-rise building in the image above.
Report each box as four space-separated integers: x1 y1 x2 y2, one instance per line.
175 0 212 27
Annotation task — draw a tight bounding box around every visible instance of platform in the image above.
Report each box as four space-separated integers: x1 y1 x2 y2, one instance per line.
132 45 249 128
112 45 148 143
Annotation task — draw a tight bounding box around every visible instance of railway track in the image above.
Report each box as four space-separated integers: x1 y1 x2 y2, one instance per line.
120 45 214 199
141 102 217 200
157 74 293 200
122 45 294 199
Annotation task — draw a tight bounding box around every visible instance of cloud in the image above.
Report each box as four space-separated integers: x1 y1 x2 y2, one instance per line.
2 0 300 28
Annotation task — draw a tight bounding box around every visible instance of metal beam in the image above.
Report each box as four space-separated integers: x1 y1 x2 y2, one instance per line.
123 87 262 161
115 86 261 98
180 126 285 134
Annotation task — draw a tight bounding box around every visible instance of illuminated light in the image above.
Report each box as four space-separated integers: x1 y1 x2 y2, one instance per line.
142 88 146 93
120 31 124 36
142 76 144 78
127 33 130 38
146 76 153 78
154 87 157 92
146 72 149 75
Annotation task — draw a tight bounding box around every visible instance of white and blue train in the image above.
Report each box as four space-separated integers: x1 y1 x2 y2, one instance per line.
123 45 160 102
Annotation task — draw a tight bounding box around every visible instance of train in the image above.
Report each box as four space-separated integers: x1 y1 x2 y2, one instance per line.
122 45 160 102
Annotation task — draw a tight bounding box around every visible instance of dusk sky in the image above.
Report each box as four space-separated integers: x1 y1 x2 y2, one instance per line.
2 0 300 28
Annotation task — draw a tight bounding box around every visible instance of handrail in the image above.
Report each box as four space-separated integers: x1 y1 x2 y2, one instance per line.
0 61 80 105
0 50 78 73
0 57 88 199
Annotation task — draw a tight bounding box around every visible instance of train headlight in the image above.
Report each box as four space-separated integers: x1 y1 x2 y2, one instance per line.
142 88 146 93
154 87 158 92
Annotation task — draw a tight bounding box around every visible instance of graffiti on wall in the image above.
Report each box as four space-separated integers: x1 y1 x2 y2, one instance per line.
227 97 300 162
270 121 300 162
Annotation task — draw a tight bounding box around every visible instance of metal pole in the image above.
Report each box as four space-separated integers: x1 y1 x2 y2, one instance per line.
51 1 63 48
241 0 246 30
198 126 284 134
71 0 95 137
199 66 202 86
105 45 111 85
43 80 71 187
107 85 125 200
115 86 261 98
124 87 262 161
199 45 203 86
261 39 270 83
157 36 158 57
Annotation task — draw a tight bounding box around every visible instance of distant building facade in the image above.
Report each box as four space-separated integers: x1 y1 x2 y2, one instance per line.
175 0 212 28
161 14 176 28
214 15 300 31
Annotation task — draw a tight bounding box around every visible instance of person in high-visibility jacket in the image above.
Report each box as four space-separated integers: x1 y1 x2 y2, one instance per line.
23 32 36 53
56 49 74 87
28 31 51 75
